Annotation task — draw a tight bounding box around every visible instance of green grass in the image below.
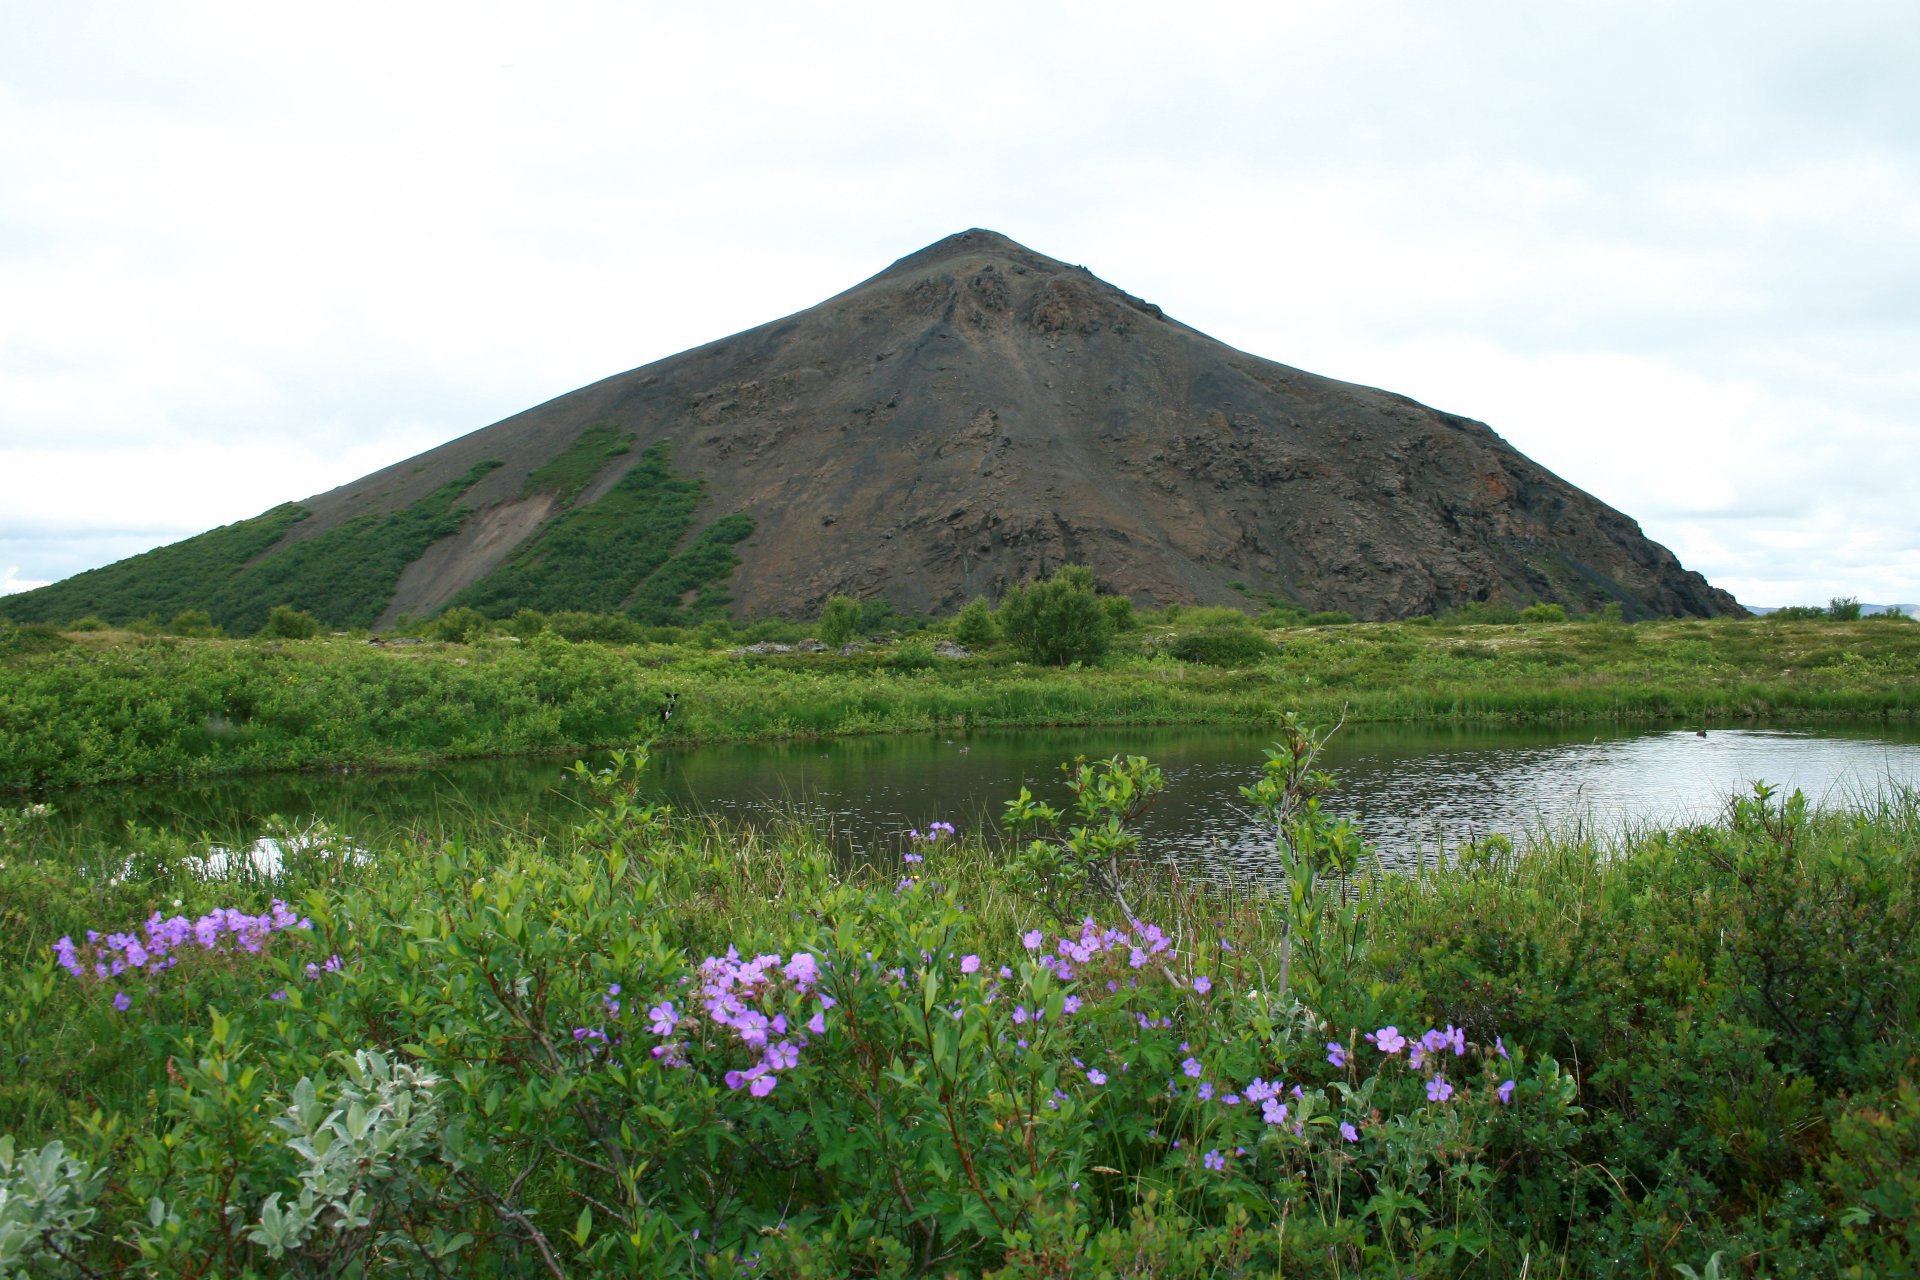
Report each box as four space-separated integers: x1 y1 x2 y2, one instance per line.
2 615 1917 793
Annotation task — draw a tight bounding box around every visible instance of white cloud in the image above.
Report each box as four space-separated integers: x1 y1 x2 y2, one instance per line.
1 565 49 596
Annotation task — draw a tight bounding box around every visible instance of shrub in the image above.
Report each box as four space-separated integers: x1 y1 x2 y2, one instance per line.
885 637 937 671
1098 594 1137 633
1445 601 1522 625
0 623 70 657
424 606 491 644
1829 596 1863 621
1167 606 1249 629
951 597 997 647
259 605 320 639
1170 626 1275 667
167 609 220 638
1303 610 1356 626
64 616 109 632
996 565 1112 666
1520 602 1568 623
507 608 548 640
545 611 646 644
817 594 862 647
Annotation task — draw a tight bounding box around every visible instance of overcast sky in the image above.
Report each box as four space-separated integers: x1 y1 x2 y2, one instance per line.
3 1 1915 608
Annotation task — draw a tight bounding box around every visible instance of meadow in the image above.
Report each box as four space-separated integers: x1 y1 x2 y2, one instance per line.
3 609 1918 794
2 727 1916 1277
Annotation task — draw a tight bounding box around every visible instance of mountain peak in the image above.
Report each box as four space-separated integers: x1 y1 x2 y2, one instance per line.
0 231 1746 631
868 228 1052 282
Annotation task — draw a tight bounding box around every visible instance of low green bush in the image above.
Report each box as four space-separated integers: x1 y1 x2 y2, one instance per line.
1444 601 1523 625
1169 626 1275 667
546 611 648 644
952 597 997 647
259 605 320 639
423 606 491 644
885 637 937 671
817 594 862 646
997 566 1112 666
0 623 69 658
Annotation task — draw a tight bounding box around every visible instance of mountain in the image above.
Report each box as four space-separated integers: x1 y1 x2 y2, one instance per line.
0 229 1743 631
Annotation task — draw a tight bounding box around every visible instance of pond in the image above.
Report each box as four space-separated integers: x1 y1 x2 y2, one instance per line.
36 721 1920 883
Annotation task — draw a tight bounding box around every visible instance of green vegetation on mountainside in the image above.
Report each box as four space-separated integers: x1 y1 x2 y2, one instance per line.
0 505 308 628
455 441 752 623
0 461 504 634
521 420 634 502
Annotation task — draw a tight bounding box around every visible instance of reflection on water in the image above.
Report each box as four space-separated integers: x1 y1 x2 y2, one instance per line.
40 722 1920 885
197 820 373 879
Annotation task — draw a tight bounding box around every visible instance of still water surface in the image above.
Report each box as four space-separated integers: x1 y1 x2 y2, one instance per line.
45 722 1920 883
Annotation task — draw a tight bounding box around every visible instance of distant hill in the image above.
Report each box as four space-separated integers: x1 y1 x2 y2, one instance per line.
0 229 1743 631
1747 603 1916 617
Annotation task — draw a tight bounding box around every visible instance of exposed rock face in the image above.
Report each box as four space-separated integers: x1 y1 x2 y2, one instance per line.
9 229 1742 626
293 227 1736 621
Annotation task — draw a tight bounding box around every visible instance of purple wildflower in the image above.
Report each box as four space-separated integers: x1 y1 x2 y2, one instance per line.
1326 1040 1347 1068
1181 1057 1203 1078
649 1001 679 1036
1192 975 1212 995
1203 1149 1226 1171
1497 1079 1515 1104
1022 930 1043 950
1087 1068 1107 1085
111 991 130 1011
1367 1025 1407 1055
960 954 980 974
1426 1075 1454 1103
1340 1121 1360 1142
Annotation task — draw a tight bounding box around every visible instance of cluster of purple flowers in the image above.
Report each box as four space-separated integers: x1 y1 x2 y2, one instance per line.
1358 1023 1515 1108
650 948 832 1096
902 820 956 864
55 901 314 983
52 900 327 1015
1021 916 1174 984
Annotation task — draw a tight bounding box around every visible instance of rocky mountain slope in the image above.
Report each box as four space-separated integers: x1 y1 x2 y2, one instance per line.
2 229 1742 629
